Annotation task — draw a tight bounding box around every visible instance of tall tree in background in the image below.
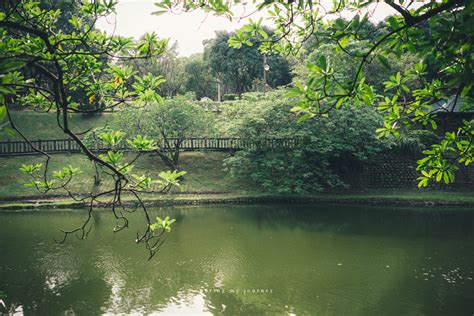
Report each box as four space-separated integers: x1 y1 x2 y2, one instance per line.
205 30 291 97
183 54 217 100
130 41 186 98
154 42 186 97
31 1 100 111
205 31 261 97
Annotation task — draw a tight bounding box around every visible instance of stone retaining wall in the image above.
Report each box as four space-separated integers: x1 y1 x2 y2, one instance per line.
343 152 474 190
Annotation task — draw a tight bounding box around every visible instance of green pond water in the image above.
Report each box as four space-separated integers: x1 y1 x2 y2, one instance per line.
0 204 473 315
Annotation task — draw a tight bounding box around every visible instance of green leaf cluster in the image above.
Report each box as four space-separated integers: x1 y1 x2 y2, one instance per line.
150 216 176 232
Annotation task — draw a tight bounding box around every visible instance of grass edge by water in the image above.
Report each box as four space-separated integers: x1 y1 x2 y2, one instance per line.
1 191 474 211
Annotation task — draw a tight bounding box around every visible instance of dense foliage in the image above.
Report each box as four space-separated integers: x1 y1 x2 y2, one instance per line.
155 0 474 187
183 54 217 100
218 91 387 193
205 30 292 97
294 40 419 97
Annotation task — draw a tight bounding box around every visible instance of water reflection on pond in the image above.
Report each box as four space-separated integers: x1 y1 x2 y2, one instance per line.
0 204 473 315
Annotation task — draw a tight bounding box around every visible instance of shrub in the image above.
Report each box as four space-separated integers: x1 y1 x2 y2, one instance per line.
218 91 388 193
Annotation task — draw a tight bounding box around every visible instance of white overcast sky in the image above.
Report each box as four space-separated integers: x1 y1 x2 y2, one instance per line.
96 0 398 57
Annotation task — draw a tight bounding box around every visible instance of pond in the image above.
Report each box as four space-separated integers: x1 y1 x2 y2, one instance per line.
0 204 473 315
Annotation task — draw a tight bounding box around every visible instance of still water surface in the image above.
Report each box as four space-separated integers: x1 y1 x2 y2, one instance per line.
0 204 473 315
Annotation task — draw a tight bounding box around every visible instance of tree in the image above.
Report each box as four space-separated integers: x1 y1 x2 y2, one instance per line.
183 54 217 100
151 42 187 98
205 30 291 97
0 0 183 258
129 41 186 98
294 36 419 96
205 31 261 97
119 96 214 171
155 0 474 187
218 91 387 193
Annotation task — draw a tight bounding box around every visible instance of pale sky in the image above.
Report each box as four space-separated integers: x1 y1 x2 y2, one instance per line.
96 0 398 57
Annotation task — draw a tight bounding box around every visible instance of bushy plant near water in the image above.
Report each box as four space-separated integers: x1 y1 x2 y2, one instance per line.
218 90 388 193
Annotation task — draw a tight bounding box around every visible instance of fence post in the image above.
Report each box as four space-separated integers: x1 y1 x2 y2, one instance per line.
67 139 72 155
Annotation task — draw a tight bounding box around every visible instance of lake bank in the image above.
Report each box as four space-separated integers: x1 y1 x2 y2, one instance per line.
2 191 474 211
2 152 474 211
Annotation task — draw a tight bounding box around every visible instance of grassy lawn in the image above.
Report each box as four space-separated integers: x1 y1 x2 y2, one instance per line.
0 152 257 198
3 111 119 141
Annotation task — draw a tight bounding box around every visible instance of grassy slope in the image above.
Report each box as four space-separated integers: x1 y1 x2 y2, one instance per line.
0 152 256 198
1 152 474 205
0 112 255 197
3 111 118 141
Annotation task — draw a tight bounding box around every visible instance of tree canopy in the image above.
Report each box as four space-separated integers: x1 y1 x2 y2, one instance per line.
205 30 292 97
0 0 183 258
184 54 217 100
154 0 474 187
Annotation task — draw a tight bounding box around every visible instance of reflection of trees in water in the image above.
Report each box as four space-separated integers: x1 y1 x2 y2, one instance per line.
92 210 101 227
0 242 108 315
155 204 474 314
1 205 473 314
230 204 474 239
